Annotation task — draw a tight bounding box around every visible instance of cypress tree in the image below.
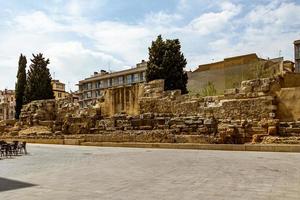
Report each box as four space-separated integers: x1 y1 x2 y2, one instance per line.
15 54 27 119
25 53 54 102
146 35 188 94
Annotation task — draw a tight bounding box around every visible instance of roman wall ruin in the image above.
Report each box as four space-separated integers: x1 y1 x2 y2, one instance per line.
1 73 300 145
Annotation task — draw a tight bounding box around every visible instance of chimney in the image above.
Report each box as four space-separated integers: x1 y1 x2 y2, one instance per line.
100 70 108 75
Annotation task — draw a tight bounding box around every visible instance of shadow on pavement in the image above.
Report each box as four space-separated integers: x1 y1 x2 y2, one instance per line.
0 177 36 192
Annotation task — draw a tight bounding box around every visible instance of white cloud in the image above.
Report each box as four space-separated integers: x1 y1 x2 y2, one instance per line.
246 1 300 31
235 1 300 59
145 11 182 26
13 11 63 33
187 1 300 67
45 41 123 91
0 13 126 90
64 0 107 17
188 2 241 35
88 22 152 63
0 0 299 91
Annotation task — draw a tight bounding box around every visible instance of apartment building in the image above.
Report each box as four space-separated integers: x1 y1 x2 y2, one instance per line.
78 61 147 108
51 80 69 99
294 40 300 72
0 89 15 120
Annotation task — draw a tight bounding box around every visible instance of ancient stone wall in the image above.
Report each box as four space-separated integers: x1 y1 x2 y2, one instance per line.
20 99 56 126
9 76 300 145
139 79 277 121
276 87 300 121
97 84 144 117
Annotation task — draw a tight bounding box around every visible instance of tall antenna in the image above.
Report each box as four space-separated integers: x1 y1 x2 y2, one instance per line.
108 61 111 73
68 81 71 92
279 50 282 57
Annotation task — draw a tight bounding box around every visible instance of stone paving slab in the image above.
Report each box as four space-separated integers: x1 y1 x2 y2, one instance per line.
0 144 300 200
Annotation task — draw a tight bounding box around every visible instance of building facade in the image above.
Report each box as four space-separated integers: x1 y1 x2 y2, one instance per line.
294 40 300 72
78 61 147 109
0 90 15 120
188 53 288 95
51 80 69 100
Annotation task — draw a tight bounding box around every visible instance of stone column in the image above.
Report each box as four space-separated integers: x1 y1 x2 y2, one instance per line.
111 89 115 116
118 88 123 112
129 88 132 115
124 87 127 113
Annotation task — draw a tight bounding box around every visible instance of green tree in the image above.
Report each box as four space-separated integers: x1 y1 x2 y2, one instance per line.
201 82 217 96
15 54 27 119
146 35 188 94
25 53 54 102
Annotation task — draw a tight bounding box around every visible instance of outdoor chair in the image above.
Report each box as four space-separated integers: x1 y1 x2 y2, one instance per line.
2 144 12 157
0 142 9 157
0 144 5 157
11 141 19 156
0 141 27 158
19 142 27 155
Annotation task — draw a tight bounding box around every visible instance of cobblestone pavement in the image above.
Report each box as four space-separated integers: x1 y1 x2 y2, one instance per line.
0 144 299 200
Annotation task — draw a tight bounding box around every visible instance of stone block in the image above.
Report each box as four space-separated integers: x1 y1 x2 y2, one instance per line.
181 127 193 133
224 88 238 96
176 125 187 129
197 127 208 134
122 133 135 142
175 135 209 143
106 127 116 131
124 127 133 131
156 125 169 129
241 86 252 93
139 126 153 130
136 132 152 143
141 113 154 119
39 121 54 127
267 126 277 135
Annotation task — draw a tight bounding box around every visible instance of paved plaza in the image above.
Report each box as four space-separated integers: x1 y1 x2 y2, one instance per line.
0 144 300 200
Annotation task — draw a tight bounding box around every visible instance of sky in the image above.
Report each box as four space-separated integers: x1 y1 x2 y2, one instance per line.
0 0 299 91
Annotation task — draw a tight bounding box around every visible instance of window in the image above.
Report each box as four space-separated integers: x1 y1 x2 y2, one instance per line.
126 75 132 84
95 90 103 97
82 84 87 90
58 93 62 98
118 76 124 85
87 92 92 98
108 79 112 87
95 82 100 89
112 77 118 86
141 72 146 81
100 80 107 88
87 83 92 90
133 73 139 82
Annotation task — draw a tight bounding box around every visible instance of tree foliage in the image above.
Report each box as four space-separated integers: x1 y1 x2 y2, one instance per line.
25 53 54 102
146 35 188 94
201 81 217 96
15 54 27 119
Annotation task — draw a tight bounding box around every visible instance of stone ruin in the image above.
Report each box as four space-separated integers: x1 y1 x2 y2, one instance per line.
1 75 300 145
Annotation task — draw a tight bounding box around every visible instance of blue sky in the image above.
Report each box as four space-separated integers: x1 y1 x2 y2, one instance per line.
0 0 299 91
